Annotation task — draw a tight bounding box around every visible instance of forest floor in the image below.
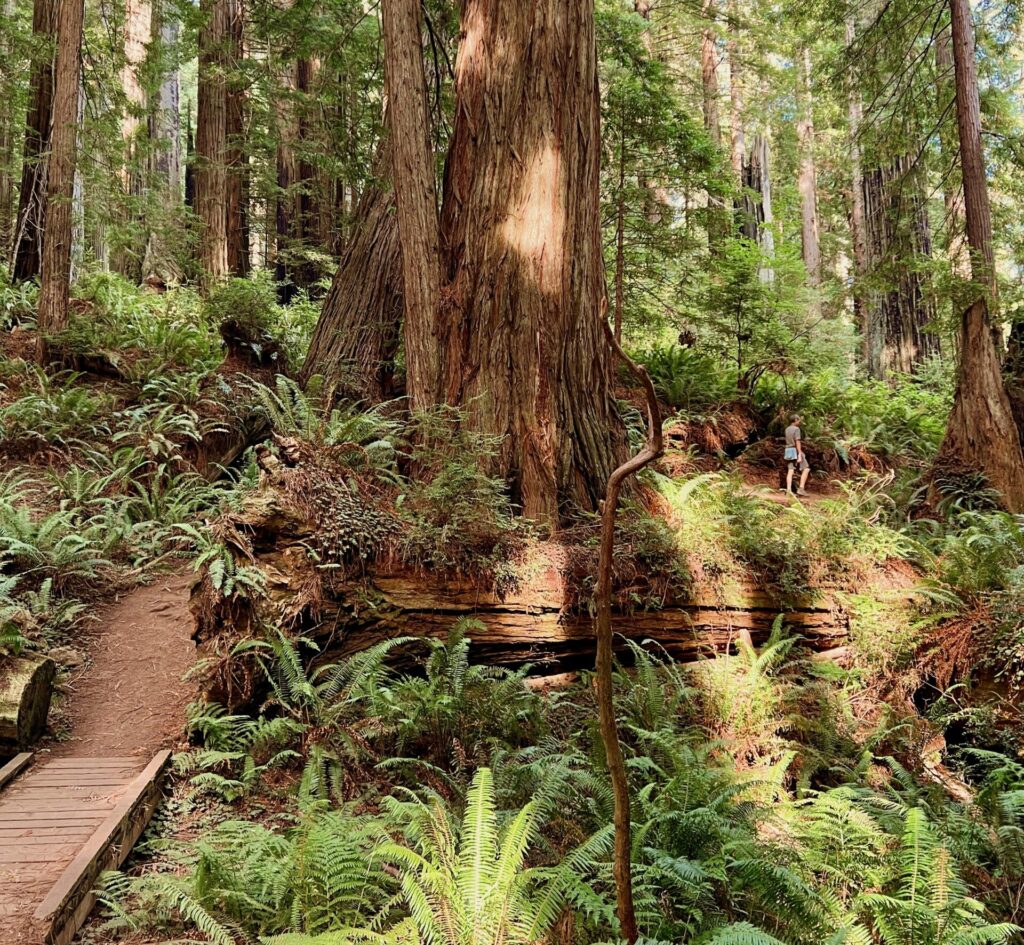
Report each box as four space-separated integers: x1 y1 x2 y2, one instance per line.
41 569 196 759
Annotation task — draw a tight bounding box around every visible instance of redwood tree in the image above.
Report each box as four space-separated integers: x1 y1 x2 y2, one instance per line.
195 0 230 284
11 0 57 282
36 0 85 361
437 0 626 524
861 156 939 380
299 146 402 401
936 0 1024 510
381 0 441 410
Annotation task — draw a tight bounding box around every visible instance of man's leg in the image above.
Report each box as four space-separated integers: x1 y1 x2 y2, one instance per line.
798 467 810 494
786 465 795 493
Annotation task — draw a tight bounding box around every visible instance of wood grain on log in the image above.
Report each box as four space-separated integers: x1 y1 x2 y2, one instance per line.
0 655 55 750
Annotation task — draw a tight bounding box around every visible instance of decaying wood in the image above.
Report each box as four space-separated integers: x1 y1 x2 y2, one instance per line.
0 655 56 750
189 449 854 708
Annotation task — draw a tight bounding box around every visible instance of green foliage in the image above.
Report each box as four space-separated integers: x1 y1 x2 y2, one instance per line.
380 766 610 945
63 273 219 381
250 375 404 480
386 620 543 773
99 809 395 941
637 344 740 412
754 369 951 465
856 808 1019 945
398 407 530 591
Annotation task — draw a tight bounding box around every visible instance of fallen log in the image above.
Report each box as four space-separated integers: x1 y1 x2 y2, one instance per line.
0 655 56 751
188 440 913 708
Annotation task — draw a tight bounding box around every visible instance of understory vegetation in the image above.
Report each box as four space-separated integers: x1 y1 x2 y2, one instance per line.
0 280 1022 945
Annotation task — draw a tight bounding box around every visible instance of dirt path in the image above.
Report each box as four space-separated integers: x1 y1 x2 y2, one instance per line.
45 569 197 759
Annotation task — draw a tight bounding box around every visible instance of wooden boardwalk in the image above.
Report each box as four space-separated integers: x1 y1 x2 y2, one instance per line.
0 751 170 945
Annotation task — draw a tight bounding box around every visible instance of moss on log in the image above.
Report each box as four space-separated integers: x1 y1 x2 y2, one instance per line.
0 655 55 750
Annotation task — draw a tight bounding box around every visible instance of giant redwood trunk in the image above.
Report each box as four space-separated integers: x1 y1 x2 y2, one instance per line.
36 0 85 361
225 0 248 277
11 0 57 283
437 0 626 525
797 47 821 305
861 156 939 379
381 0 442 409
701 0 727 249
937 0 1024 510
299 158 402 401
195 0 230 284
846 17 869 364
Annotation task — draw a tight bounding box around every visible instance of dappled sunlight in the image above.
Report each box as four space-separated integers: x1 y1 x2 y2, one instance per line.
498 141 565 294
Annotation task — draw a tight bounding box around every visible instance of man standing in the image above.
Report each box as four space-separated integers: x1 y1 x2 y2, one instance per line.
783 413 810 496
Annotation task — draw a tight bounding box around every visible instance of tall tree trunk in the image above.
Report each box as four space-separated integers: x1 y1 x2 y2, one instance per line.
727 0 744 188
797 47 821 306
36 0 85 361
741 132 774 281
935 25 969 290
225 0 248 277
143 0 182 286
0 0 16 262
702 0 727 248
195 0 230 285
862 156 939 379
381 0 441 410
438 0 626 525
936 0 1024 510
845 17 869 365
275 57 317 299
11 0 57 282
115 0 152 281
299 159 402 401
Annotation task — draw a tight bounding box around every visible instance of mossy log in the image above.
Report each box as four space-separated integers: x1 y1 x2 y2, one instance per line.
189 452 864 707
0 655 55 750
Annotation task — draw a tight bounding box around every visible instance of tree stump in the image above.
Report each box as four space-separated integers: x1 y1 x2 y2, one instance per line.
0 655 56 751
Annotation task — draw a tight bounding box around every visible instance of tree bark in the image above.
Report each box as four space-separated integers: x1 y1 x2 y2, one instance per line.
225 0 249 277
115 0 152 281
438 0 626 525
0 655 55 750
195 0 230 285
381 0 441 410
11 0 57 283
740 133 775 281
846 17 869 365
727 0 744 187
0 0 17 262
935 25 969 289
595 325 663 945
35 0 84 362
275 57 317 299
797 47 821 306
861 156 939 379
701 0 727 249
949 0 995 304
299 148 403 402
142 0 183 286
937 0 1024 510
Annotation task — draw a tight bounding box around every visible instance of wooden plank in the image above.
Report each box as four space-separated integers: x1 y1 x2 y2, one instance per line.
0 831 95 844
0 752 33 790
34 759 141 770
35 750 171 945
0 846 77 864
0 829 96 842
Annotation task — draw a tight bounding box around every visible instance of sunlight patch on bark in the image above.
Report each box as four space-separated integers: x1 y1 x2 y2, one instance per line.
499 142 565 294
